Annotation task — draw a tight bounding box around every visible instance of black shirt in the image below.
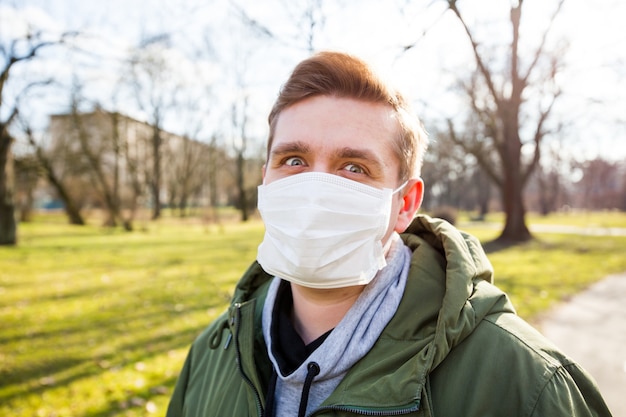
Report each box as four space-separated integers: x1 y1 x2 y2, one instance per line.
270 280 333 375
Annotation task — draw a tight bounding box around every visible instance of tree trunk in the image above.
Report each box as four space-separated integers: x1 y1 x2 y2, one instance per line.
0 134 16 245
18 192 34 222
178 194 188 218
499 181 531 242
475 169 491 218
51 174 85 225
27 131 85 225
498 137 531 242
0 200 16 245
236 152 248 222
151 126 162 220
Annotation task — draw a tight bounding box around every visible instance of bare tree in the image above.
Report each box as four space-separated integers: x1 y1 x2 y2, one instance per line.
21 119 86 225
533 137 569 215
444 0 566 242
164 131 207 217
284 0 327 52
112 111 145 224
421 130 473 210
231 96 251 222
161 87 215 218
13 153 39 222
231 0 328 52
0 27 75 245
421 125 494 217
204 132 226 223
127 35 179 220
69 97 133 230
574 158 622 211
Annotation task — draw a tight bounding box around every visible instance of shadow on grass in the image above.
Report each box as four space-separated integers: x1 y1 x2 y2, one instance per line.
481 234 540 254
0 356 84 390
0 322 202 406
481 233 599 254
1 218 265 415
1 359 104 404
482 238 524 254
0 301 219 406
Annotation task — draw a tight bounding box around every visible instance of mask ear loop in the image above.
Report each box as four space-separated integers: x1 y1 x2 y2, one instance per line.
392 178 416 195
393 181 408 195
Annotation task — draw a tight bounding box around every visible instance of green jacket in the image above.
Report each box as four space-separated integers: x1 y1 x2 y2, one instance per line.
167 215 612 417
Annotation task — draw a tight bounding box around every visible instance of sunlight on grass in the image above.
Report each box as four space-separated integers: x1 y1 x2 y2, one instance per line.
526 211 626 228
459 217 626 318
1 219 264 417
457 210 626 229
485 234 626 318
1 212 625 416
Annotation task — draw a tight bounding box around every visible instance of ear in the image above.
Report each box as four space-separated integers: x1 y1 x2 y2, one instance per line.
394 178 424 233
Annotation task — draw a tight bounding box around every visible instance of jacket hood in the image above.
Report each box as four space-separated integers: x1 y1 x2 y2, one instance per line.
402 215 507 368
325 215 514 413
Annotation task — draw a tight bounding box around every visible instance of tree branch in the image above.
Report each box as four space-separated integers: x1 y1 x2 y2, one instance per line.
229 0 276 39
1 79 53 127
447 118 503 187
522 88 562 184
520 0 566 86
1 30 77 109
447 1 501 106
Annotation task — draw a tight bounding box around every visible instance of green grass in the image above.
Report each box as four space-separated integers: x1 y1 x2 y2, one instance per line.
1 212 626 416
459 224 626 318
526 211 626 228
458 210 626 229
492 233 626 318
1 219 264 417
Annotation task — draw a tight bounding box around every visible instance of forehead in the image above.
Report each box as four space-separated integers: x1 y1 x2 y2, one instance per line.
272 95 400 155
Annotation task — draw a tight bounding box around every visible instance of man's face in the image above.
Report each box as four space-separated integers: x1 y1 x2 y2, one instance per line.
264 95 408 243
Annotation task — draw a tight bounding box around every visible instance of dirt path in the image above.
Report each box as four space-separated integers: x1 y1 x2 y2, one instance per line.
535 272 626 416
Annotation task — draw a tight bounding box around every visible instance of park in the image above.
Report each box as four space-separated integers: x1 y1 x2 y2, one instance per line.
2 210 626 416
1 0 625 415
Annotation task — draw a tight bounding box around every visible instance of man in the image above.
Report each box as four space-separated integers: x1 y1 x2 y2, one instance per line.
167 51 611 417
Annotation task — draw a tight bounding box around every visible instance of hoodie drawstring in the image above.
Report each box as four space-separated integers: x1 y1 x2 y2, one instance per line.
298 362 320 417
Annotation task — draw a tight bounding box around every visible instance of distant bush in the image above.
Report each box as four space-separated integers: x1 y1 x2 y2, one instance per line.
432 206 458 225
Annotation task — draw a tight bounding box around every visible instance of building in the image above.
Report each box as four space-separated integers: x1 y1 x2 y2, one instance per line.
46 109 234 218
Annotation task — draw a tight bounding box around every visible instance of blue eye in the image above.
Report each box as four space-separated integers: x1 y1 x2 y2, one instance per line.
285 157 305 166
344 163 365 174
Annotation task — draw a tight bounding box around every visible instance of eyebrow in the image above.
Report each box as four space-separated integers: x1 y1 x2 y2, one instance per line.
269 141 311 159
338 147 385 171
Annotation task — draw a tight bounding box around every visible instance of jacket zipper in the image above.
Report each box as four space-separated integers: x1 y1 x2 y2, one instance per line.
311 402 420 416
233 302 265 417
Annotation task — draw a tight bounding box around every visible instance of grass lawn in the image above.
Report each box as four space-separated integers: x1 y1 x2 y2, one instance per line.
459 210 626 229
1 211 626 416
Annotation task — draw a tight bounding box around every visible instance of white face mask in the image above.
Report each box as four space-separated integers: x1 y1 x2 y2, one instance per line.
256 172 406 289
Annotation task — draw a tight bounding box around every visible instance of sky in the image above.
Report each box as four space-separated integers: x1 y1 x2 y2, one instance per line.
2 0 625 162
